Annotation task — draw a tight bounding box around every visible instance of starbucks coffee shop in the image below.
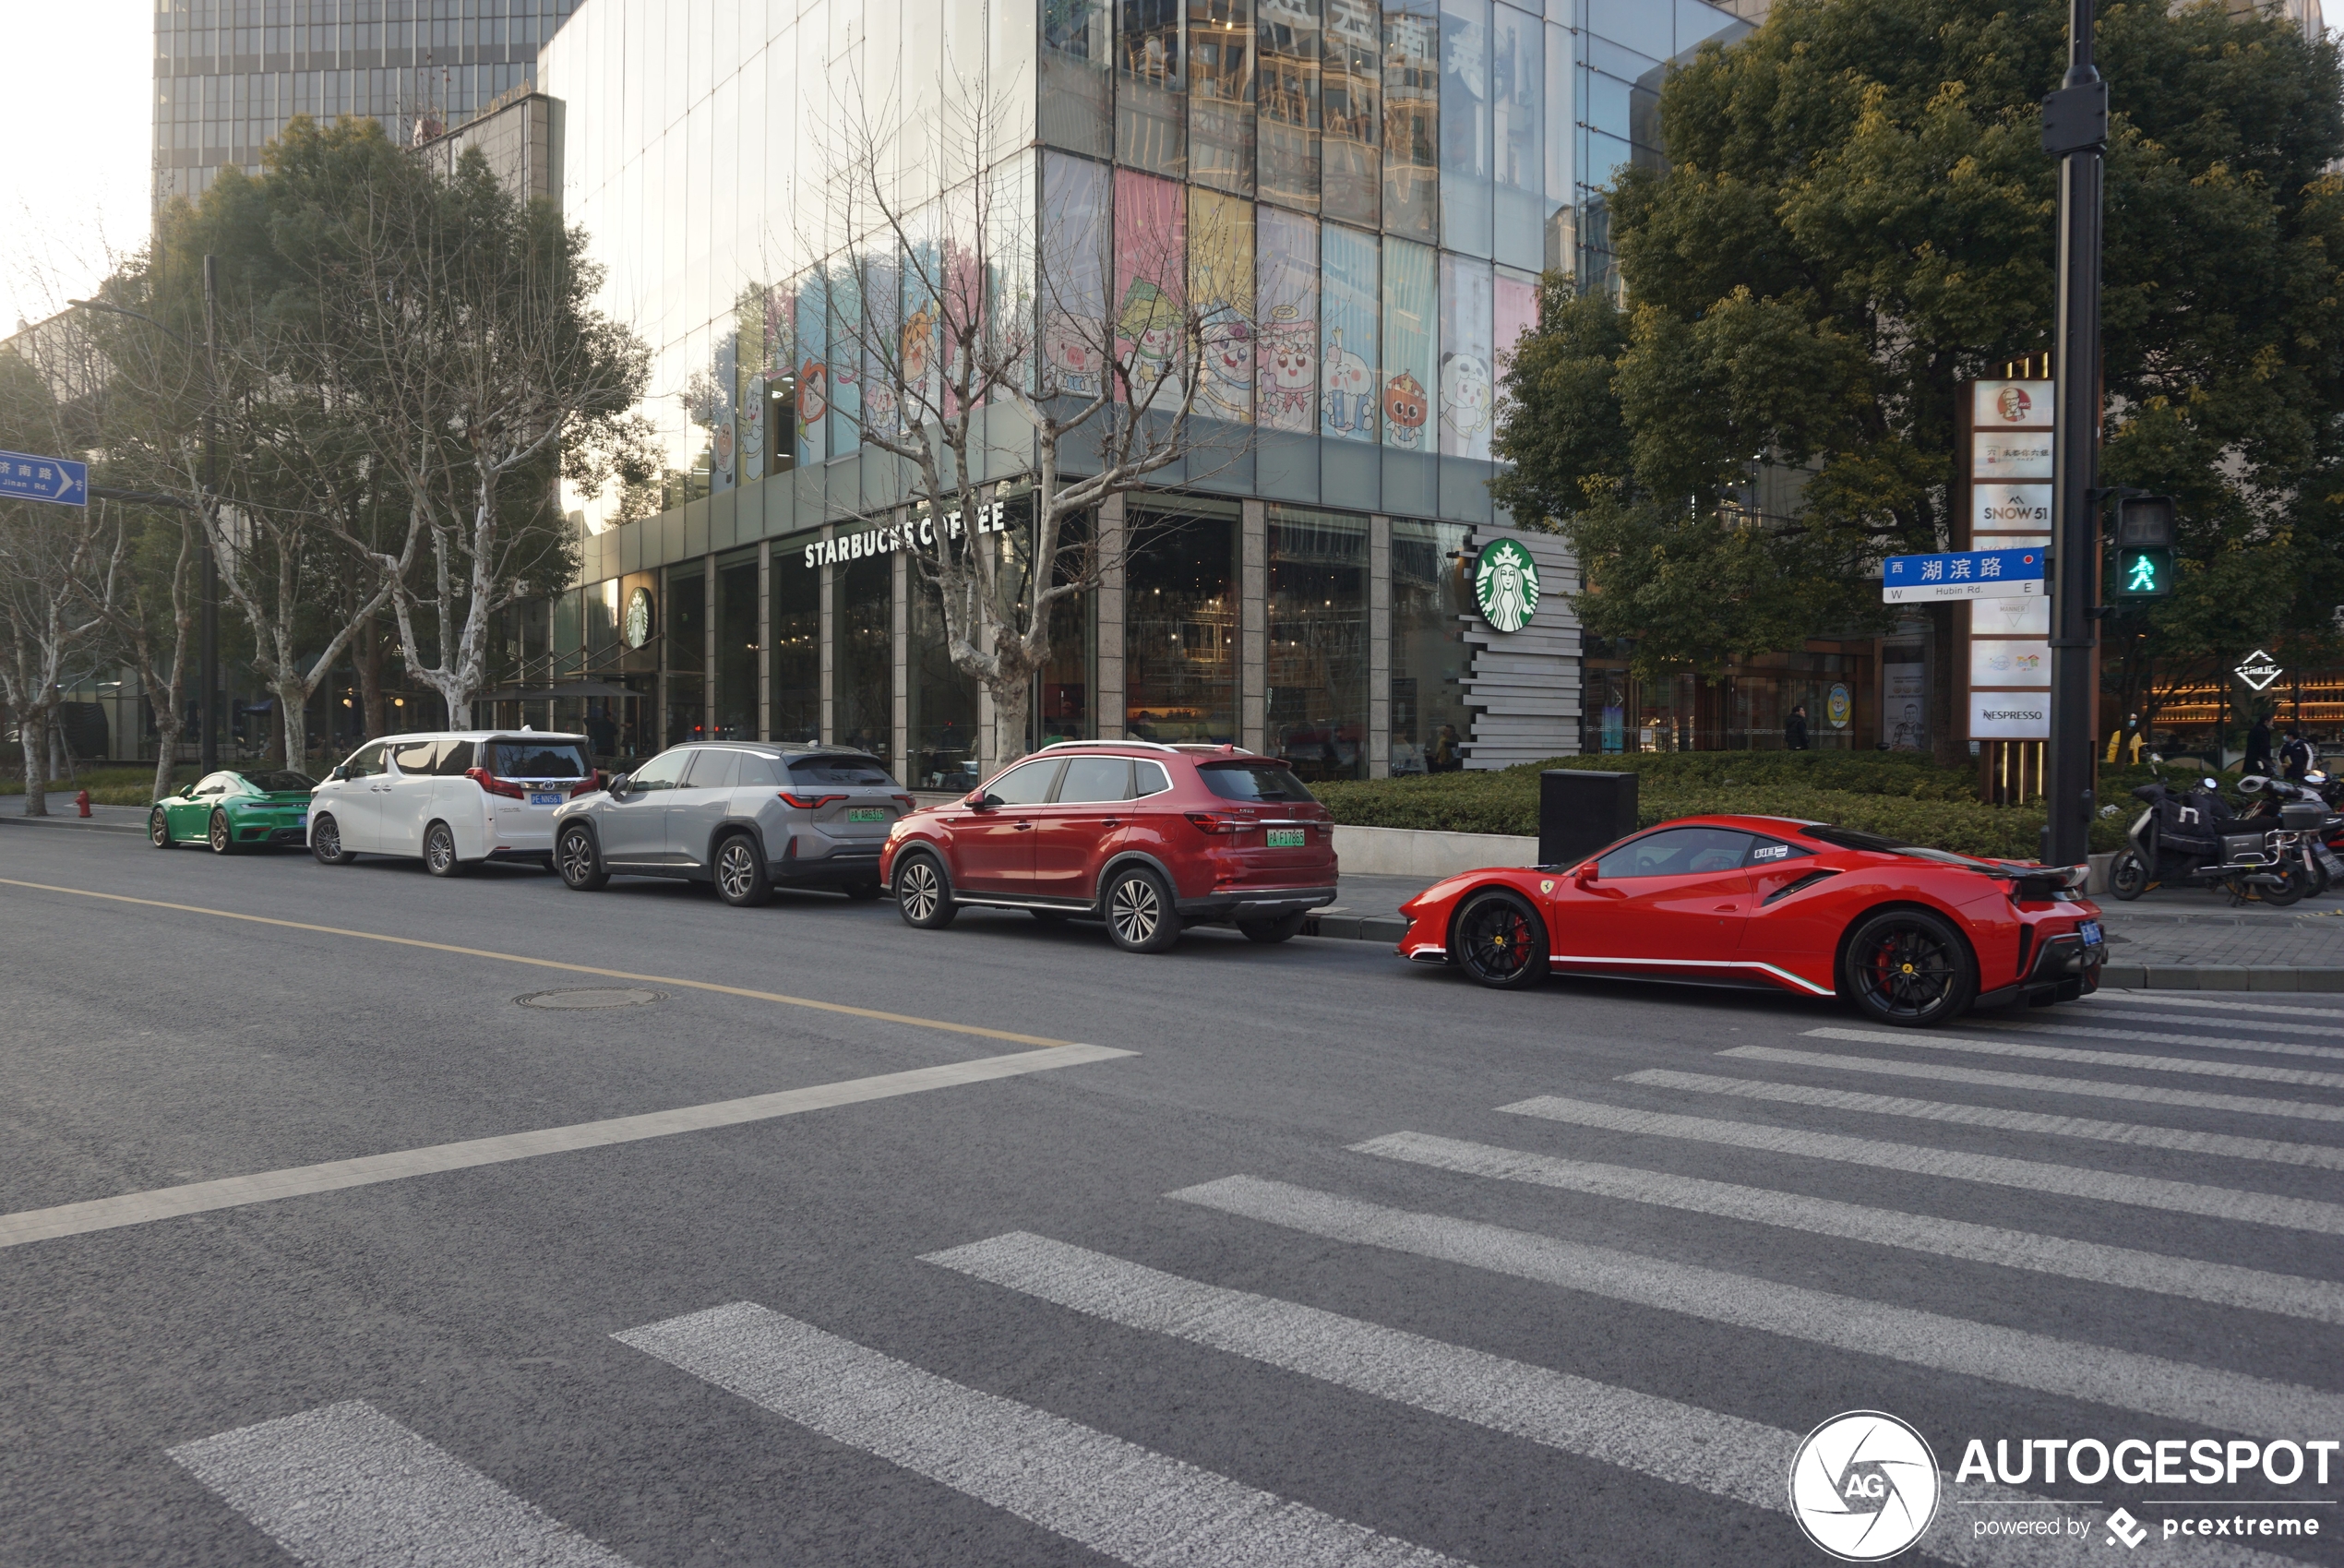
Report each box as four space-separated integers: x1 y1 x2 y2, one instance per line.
498 491 1585 790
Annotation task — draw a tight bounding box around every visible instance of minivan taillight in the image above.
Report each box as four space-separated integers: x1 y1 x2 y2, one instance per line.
1186 811 1246 835
465 766 525 800
778 791 846 809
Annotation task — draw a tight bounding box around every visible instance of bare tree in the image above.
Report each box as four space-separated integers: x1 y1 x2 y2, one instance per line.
0 499 117 815
802 60 1250 767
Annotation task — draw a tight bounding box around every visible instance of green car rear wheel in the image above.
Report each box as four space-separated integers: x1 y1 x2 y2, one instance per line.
209 808 240 855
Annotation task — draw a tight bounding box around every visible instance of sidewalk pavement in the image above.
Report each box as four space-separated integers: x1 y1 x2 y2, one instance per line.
3 795 152 833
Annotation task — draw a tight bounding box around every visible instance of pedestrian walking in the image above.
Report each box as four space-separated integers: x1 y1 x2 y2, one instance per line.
2281 726 2315 781
1785 704 1810 751
2245 714 2273 776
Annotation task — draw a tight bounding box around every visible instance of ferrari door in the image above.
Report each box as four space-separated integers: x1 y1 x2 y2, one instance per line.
1555 827 1759 969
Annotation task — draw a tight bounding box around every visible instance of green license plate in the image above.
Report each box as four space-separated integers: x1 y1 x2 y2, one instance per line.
847 808 889 822
1266 828 1307 848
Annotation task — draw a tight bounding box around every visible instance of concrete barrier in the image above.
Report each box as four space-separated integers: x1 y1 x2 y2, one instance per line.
1333 823 1540 880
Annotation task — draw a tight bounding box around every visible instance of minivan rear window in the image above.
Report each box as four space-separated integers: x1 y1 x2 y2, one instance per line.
487 739 590 779
790 754 895 786
1199 761 1317 803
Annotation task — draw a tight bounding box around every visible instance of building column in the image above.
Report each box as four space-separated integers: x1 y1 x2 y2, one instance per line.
819 526 835 746
1095 494 1127 740
757 540 772 741
703 558 718 739
1240 499 1267 753
891 523 910 776
1369 512 1392 779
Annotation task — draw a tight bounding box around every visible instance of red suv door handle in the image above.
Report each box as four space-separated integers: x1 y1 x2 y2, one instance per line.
1100 818 1120 828
1013 821 1034 832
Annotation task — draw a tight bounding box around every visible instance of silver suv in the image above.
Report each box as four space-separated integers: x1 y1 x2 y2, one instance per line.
551 743 911 905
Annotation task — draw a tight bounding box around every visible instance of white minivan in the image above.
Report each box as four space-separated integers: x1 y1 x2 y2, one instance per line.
308 729 597 874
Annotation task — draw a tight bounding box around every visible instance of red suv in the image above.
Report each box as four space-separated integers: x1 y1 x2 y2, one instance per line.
881 740 1339 952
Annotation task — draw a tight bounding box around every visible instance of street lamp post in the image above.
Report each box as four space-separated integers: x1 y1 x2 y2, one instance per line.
2041 0 2109 868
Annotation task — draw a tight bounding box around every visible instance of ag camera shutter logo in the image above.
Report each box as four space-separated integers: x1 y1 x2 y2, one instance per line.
1789 1411 1941 1561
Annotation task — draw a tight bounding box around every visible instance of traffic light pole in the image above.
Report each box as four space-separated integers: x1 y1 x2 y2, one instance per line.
2042 0 2108 868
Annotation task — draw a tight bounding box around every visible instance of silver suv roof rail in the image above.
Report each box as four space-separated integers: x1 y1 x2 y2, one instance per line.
1037 736 1181 753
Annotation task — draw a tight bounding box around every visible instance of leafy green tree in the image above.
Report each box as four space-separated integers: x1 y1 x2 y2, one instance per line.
1493 0 2344 764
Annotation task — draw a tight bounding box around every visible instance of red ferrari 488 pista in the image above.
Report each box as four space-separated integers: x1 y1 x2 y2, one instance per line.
1394 816 2104 1027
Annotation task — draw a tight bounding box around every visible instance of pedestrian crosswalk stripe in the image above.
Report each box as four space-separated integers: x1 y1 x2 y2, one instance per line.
925 1231 2298 1568
168 1401 631 1568
615 1301 1469 1568
1808 1026 2344 1093
1721 1044 2344 1125
1625 1067 2344 1170
2086 992 2344 1021
1354 1130 2344 1323
2061 1008 2344 1040
1982 1018 2344 1061
1501 1095 2344 1235
1164 1178 2344 1436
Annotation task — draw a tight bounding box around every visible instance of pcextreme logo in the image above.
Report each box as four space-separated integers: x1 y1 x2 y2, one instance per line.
1790 1411 1942 1561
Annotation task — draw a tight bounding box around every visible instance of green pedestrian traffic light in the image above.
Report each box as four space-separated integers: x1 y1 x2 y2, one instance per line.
2113 495 2176 599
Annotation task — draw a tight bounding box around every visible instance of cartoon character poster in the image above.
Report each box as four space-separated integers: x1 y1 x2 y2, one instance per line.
1113 169 1186 410
1188 186 1254 424
1320 222 1379 442
1380 234 1436 451
795 269 826 467
1041 154 1110 400
1438 252 1493 460
709 333 735 493
1255 205 1319 432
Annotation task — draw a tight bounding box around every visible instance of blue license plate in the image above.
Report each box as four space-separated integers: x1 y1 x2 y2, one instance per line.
2078 920 2103 946
529 792 563 807
294 813 307 828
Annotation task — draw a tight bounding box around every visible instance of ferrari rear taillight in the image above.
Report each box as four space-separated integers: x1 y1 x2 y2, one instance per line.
778 791 846 810
465 766 525 800
1186 811 1246 835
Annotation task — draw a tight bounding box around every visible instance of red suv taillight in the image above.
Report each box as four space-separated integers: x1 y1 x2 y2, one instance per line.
465 766 525 800
1186 811 1247 835
778 791 846 809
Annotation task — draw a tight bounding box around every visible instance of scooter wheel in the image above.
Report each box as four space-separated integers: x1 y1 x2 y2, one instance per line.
2262 860 2311 907
2108 851 2149 902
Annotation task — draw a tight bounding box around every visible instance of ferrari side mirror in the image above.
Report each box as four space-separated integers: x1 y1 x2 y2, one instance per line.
1573 860 1598 884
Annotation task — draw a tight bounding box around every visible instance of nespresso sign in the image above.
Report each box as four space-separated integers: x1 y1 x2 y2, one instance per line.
800 501 1013 569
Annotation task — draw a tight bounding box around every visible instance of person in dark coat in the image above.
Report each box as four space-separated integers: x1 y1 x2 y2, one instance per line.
2282 726 2315 781
2245 714 2274 776
1785 704 1810 751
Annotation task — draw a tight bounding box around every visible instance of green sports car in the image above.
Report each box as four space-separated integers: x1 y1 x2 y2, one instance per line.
149 769 317 854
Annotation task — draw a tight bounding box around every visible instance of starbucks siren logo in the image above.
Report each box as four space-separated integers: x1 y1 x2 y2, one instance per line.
1474 538 1540 633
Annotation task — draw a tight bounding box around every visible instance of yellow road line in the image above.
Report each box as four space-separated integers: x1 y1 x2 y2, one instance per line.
0 877 1072 1049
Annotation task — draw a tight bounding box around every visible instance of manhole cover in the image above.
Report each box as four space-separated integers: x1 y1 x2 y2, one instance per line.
516 987 664 1010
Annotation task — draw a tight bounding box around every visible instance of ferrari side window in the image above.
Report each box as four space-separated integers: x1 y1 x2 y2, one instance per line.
1744 838 1811 866
1596 827 1759 879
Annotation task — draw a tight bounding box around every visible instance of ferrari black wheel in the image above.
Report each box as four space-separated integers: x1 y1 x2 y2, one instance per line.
1453 890 1547 989
893 855 957 929
2107 851 2148 902
208 808 238 855
1844 908 1976 1027
149 808 173 848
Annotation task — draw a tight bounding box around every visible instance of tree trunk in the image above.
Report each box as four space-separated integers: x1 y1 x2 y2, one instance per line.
150 713 184 805
356 612 388 738
1928 603 1965 771
19 706 47 816
990 674 1033 770
276 675 308 772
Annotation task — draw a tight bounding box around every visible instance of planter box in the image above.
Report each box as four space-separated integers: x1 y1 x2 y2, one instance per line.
1333 823 1540 880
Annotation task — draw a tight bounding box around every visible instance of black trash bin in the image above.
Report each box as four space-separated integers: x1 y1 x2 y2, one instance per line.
1538 770 1638 868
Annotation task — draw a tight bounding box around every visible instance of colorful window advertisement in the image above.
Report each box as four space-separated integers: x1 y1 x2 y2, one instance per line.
709 332 735 492
827 261 862 456
1255 203 1320 433
1041 154 1112 401
1189 186 1255 423
1493 266 1537 379
1113 168 1188 412
1438 251 1494 458
795 269 827 467
1320 222 1379 443
1380 234 1436 453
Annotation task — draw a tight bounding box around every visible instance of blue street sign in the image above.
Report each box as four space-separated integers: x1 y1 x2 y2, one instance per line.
0 449 89 507
1882 546 2045 604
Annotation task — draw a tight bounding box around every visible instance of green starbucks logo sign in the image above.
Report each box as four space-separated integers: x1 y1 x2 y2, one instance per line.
623 585 655 649
1473 537 1541 633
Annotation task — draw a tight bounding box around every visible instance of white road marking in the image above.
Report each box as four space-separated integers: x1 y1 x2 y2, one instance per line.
2085 992 2344 1021
1806 1025 2344 1092
2064 1008 2344 1039
1981 1018 2344 1060
0 1046 1133 1251
1353 1130 2344 1323
925 1230 2296 1568
1718 1044 2344 1125
168 1400 630 1568
615 1301 1468 1568
1500 1095 2344 1234
1624 1067 2344 1171
1163 1178 2344 1436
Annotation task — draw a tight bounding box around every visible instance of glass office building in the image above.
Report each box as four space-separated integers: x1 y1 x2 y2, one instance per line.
510 0 1752 782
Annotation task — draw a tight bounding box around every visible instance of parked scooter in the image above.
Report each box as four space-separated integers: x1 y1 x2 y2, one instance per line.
2107 763 2321 904
2238 772 2344 896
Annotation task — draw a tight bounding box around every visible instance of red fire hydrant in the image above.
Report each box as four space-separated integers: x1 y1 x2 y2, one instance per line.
75 789 91 818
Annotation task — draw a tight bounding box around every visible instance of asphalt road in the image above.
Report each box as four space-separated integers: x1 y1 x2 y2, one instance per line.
4 827 2342 1568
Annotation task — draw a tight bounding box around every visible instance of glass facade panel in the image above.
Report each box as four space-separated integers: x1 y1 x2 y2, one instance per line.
1490 3 1545 269
1256 205 1320 432
828 262 862 456
771 546 820 744
1438 250 1494 459
1267 507 1369 780
1320 222 1379 443
1381 2 1439 241
1390 518 1471 772
1042 153 1114 399
1320 0 1381 227
1118 0 1187 175
1115 170 1190 411
911 584 980 791
1126 503 1238 742
1439 0 1493 257
665 565 707 747
1043 0 1116 157
1189 0 1257 195
714 552 759 738
834 554 893 762
795 269 828 466
1257 0 1321 209
1381 234 1436 453
1494 266 1539 378
1190 187 1257 424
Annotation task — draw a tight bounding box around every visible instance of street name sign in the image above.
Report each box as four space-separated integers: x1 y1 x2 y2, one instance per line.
1882 546 2044 604
0 449 89 507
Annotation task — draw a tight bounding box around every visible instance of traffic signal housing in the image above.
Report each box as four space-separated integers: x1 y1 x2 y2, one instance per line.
2113 495 2176 599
